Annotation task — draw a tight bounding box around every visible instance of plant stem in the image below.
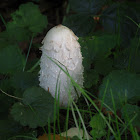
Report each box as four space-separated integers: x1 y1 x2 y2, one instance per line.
0 89 22 100
27 59 40 72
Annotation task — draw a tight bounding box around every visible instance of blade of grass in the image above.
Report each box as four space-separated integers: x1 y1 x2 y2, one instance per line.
110 89 121 140
46 55 117 138
120 112 138 139
106 114 111 140
0 14 7 28
23 35 34 71
125 15 140 27
71 104 83 140
27 59 40 72
72 101 90 140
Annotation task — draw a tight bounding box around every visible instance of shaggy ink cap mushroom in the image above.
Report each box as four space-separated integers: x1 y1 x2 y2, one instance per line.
39 25 84 107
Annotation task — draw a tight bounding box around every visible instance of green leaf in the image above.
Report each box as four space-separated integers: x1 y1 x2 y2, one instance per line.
71 136 80 140
129 38 140 73
92 35 117 58
90 113 106 138
11 72 39 90
0 79 14 119
11 72 39 98
121 104 140 128
6 22 30 42
11 86 55 128
94 58 113 76
0 119 22 140
63 14 95 36
0 78 13 92
0 119 37 140
79 34 116 70
79 36 95 70
90 113 106 130
113 38 140 72
84 69 99 88
90 129 106 139
113 49 129 70
100 3 138 47
0 45 25 74
130 51 140 73
11 2 47 36
13 88 24 99
0 94 14 120
69 0 106 14
0 38 11 49
80 34 116 58
0 94 13 113
99 70 140 111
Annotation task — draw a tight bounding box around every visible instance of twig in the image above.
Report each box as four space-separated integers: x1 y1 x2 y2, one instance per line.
0 88 22 100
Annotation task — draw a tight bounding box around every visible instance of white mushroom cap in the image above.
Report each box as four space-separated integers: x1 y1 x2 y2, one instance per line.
39 25 84 107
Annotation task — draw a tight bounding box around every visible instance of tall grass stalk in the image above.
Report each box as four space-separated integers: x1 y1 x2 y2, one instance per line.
72 101 90 140
110 89 121 140
23 35 34 71
46 55 117 138
71 104 83 140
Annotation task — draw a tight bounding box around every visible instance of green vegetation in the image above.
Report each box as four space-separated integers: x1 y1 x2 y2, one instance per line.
0 0 140 139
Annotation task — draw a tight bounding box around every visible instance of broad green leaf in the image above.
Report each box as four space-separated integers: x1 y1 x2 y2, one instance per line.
6 22 30 42
0 78 13 92
90 129 106 139
80 34 116 58
121 104 140 128
11 2 47 36
69 0 106 14
113 49 129 70
113 38 140 72
79 34 116 71
0 45 25 74
11 86 55 128
99 70 140 111
71 136 80 140
0 119 22 140
90 113 106 130
100 3 138 47
84 69 99 88
0 94 14 120
91 35 117 58
129 38 140 73
11 72 39 98
0 94 13 113
130 51 140 73
0 38 10 49
13 88 24 99
79 36 95 70
90 113 106 138
0 79 14 119
94 58 113 76
63 14 95 36
0 119 37 140
11 72 39 90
